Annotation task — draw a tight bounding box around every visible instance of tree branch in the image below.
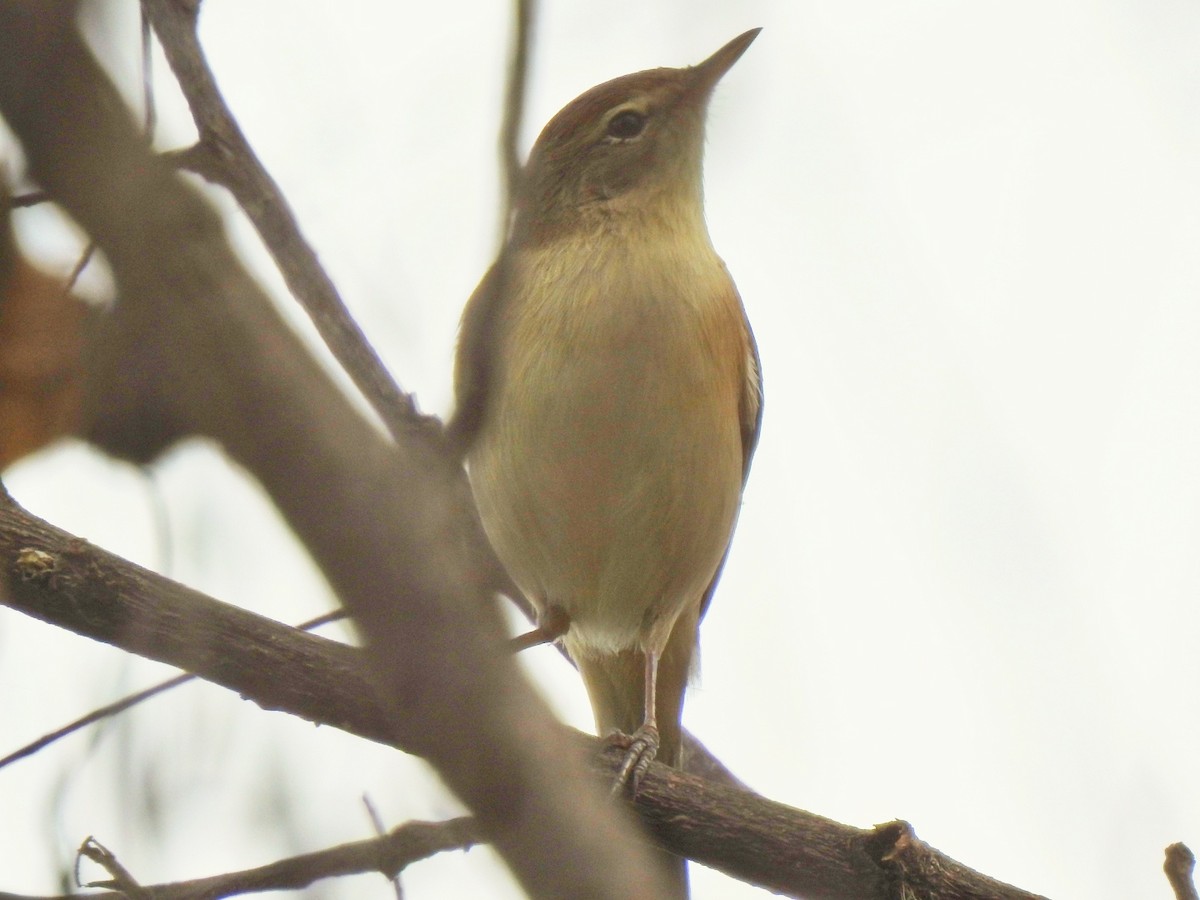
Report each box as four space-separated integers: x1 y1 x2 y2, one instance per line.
0 818 479 900
142 0 536 629
0 484 1049 899
141 0 436 448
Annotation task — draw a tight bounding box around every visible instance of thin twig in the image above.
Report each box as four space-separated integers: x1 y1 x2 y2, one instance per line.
498 0 536 236
61 242 94 294
9 190 49 208
140 8 156 141
0 671 190 773
77 837 147 897
4 818 478 900
141 0 440 448
363 795 404 900
0 610 346 772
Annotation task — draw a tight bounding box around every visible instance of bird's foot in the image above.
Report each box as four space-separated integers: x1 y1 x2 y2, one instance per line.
606 724 660 797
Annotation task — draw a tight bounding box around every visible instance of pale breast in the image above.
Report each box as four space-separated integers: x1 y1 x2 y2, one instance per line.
468 231 747 654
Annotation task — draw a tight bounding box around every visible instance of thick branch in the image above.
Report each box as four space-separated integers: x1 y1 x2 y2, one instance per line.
0 487 1049 900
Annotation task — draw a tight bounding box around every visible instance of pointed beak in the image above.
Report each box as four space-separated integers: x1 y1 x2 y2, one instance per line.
688 28 761 96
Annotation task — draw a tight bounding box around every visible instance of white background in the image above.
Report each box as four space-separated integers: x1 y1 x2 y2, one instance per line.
3 1 1200 897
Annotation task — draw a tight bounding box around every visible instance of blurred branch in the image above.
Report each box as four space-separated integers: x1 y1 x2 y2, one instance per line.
0 181 91 468
1166 843 1199 900
9 190 49 208
498 0 536 231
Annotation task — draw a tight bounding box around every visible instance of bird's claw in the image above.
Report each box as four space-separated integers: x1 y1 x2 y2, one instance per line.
607 724 660 797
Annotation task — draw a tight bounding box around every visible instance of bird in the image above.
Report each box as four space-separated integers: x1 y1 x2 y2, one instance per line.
448 28 762 894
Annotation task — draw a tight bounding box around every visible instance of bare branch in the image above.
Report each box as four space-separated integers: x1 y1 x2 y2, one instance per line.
2 670 189 771
77 838 147 897
60 240 94 294
1167 843 1199 900
0 611 344 771
498 0 536 230
139 0 436 447
1 818 478 900
9 190 50 208
361 795 405 900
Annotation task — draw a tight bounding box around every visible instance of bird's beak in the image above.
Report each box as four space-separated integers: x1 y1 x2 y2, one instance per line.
689 28 761 97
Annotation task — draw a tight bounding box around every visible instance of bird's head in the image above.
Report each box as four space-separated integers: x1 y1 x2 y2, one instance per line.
513 29 759 243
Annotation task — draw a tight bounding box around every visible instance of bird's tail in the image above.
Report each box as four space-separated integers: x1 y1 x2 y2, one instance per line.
576 604 700 898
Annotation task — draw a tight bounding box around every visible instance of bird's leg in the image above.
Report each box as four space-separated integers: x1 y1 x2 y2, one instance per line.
611 649 661 795
508 604 570 653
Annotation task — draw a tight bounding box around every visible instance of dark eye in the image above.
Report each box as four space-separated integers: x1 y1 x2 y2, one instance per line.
606 110 646 140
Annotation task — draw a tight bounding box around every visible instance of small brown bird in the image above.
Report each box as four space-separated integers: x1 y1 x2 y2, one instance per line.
449 29 762 892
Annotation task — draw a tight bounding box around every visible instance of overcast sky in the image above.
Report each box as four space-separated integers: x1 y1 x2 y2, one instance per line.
4 1 1200 897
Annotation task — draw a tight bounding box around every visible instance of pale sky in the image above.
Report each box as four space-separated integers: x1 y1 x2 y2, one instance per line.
4 2 1200 897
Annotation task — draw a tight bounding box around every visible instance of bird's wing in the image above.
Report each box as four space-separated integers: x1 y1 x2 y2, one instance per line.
699 300 762 622
739 313 764 485
446 260 507 456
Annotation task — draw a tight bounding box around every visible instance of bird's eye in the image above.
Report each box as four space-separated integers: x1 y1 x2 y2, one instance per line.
606 110 647 140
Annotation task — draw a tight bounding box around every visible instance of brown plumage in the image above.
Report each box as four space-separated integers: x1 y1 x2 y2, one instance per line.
449 30 762 897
